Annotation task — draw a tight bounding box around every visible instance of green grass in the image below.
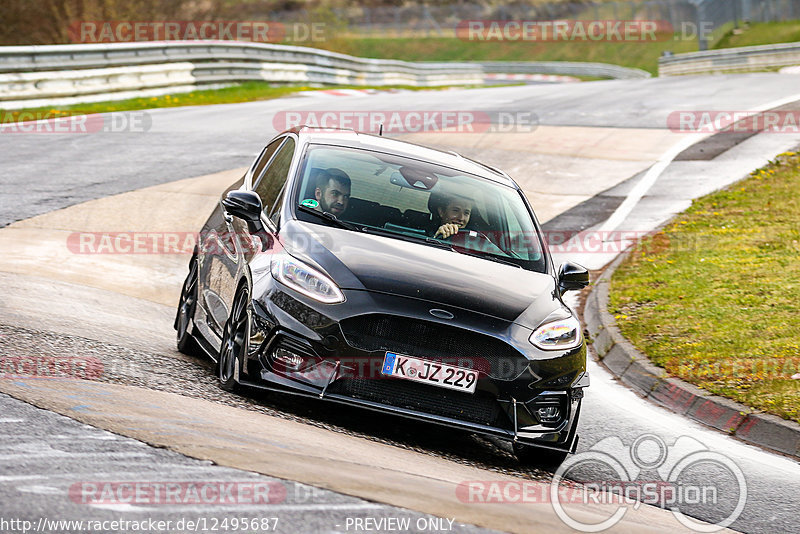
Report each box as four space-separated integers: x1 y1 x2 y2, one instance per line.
317 35 697 75
314 19 800 75
714 20 800 49
5 19 799 120
609 152 800 424
1 83 305 121
1 81 492 122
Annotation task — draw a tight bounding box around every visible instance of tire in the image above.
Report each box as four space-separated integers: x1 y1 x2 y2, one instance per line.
175 257 199 355
513 442 570 469
217 286 249 392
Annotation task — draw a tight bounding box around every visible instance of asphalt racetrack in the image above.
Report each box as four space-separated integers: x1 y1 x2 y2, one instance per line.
2 74 800 533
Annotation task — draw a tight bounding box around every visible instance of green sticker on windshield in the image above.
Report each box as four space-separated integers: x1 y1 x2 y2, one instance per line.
301 199 319 208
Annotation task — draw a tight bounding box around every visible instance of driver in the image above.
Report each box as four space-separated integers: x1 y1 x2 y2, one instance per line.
315 168 351 217
433 194 473 239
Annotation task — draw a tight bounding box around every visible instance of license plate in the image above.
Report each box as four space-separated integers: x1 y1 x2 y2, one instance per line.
381 352 477 394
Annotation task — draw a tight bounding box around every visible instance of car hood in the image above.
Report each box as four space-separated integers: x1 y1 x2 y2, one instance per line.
280 221 557 326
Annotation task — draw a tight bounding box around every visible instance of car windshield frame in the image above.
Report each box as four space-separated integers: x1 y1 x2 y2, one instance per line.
290 142 549 273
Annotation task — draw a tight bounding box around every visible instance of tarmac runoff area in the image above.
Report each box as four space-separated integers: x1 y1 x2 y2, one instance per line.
0 127 717 532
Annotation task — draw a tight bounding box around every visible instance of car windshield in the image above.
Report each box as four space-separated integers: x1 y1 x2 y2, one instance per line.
293 144 547 273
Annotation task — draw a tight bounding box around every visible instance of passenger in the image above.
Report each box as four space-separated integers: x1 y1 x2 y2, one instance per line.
315 168 351 217
431 193 473 239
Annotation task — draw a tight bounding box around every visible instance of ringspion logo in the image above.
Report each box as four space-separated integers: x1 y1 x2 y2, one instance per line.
457 434 747 532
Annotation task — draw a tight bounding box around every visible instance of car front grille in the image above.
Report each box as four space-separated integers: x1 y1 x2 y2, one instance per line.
339 314 529 380
327 377 504 427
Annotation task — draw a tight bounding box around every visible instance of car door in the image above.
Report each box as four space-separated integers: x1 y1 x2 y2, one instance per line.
199 138 285 340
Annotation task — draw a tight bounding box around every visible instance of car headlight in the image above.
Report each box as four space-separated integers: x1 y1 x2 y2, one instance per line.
270 254 344 304
530 314 582 351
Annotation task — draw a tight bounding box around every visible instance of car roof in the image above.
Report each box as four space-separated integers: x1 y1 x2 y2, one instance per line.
285 126 518 188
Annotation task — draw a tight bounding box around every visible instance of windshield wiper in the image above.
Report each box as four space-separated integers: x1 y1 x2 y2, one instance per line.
297 204 360 232
358 225 454 250
452 248 522 268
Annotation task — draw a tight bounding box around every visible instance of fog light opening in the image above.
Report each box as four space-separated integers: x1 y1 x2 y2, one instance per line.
536 405 561 424
274 348 304 370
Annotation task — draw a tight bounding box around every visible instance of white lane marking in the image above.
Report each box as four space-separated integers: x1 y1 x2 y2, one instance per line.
0 466 270 482
598 91 800 234
597 133 702 234
90 503 153 512
52 434 119 440
0 418 25 423
139 503 385 513
0 475 44 482
17 485 61 494
0 451 152 461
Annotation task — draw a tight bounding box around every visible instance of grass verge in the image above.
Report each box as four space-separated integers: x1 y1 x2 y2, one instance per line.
317 36 696 75
714 20 800 49
318 20 799 75
609 151 800 424
0 82 492 122
1 83 303 121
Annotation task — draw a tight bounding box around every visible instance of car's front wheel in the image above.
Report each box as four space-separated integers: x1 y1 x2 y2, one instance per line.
175 256 199 355
513 442 570 469
217 286 249 392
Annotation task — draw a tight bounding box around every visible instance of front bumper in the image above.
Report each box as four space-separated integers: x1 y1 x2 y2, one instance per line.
244 284 588 451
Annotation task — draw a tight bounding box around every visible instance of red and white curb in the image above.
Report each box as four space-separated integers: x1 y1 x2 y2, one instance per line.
298 88 411 98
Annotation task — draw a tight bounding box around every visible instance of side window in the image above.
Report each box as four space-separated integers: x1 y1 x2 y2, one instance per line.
268 184 287 226
254 138 295 215
250 139 283 184
500 195 542 261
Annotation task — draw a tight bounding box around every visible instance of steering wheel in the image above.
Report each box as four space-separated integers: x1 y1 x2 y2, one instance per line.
449 228 496 249
451 228 523 258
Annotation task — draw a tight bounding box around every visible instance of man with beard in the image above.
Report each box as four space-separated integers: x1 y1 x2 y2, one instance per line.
314 168 351 217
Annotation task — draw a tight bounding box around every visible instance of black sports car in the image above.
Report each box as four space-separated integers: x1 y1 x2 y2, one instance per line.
175 126 590 465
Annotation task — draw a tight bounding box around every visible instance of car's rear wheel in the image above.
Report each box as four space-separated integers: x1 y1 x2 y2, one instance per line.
513 442 570 469
218 286 249 392
175 257 199 355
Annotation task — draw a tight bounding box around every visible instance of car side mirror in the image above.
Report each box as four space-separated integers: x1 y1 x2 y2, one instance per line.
223 190 262 222
222 191 270 251
558 261 589 294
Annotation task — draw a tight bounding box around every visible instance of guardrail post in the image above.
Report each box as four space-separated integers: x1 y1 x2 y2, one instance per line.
697 0 708 51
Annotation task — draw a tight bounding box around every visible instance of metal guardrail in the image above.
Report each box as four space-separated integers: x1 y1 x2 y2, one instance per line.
480 61 651 80
0 41 651 110
0 42 484 109
659 40 800 75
